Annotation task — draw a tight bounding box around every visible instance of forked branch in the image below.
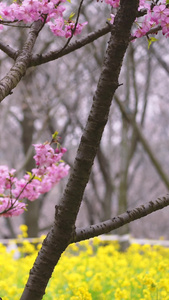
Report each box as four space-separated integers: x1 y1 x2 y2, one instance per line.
0 19 45 102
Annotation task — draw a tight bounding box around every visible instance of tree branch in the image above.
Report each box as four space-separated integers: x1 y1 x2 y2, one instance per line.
30 23 162 67
30 24 111 66
131 25 162 41
0 42 18 60
54 0 85 56
73 194 169 242
0 19 45 102
150 45 169 74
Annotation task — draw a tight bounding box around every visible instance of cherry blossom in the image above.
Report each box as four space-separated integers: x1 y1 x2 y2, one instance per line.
1 0 169 40
135 2 169 38
104 0 169 39
0 197 26 217
0 0 87 37
110 14 115 25
104 0 120 8
161 17 169 37
0 140 69 217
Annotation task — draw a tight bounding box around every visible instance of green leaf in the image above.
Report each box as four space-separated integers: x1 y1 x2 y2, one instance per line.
67 0 71 3
34 176 42 182
148 37 158 49
26 171 35 180
27 171 32 177
166 0 169 4
52 131 59 141
69 12 75 20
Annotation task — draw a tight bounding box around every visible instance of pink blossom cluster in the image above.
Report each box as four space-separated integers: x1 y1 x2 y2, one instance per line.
0 198 26 218
0 142 69 217
134 1 169 38
0 0 87 37
1 0 169 40
105 0 169 39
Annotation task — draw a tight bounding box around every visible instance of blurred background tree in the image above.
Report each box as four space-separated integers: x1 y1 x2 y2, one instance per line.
0 0 169 243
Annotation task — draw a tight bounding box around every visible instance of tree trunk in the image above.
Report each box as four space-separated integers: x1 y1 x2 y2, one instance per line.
20 2 139 299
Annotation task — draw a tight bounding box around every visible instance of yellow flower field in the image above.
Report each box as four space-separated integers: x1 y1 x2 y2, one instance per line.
0 227 169 300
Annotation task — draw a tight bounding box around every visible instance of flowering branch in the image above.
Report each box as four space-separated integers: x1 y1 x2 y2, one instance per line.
55 0 85 56
0 22 163 69
0 25 111 66
131 25 162 41
0 138 69 217
30 24 111 66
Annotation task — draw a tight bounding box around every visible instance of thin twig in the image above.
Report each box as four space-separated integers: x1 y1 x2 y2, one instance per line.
54 0 84 57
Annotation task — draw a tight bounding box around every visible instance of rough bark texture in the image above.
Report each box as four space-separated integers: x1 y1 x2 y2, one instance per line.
20 1 139 299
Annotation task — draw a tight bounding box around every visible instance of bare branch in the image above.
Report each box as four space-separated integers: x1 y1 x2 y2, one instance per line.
0 19 45 102
0 42 18 60
73 195 169 242
150 45 169 74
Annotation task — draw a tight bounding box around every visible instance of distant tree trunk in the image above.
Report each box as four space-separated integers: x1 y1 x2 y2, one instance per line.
116 116 130 249
21 102 40 237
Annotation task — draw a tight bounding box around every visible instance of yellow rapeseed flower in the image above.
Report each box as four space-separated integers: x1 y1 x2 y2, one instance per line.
0 236 169 299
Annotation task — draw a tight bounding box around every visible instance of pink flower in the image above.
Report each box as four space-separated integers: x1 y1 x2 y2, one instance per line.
104 0 120 8
161 17 169 36
48 19 65 37
153 5 169 22
65 22 88 38
0 0 87 38
39 178 52 194
110 14 115 25
0 198 26 217
134 24 149 38
13 178 41 201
